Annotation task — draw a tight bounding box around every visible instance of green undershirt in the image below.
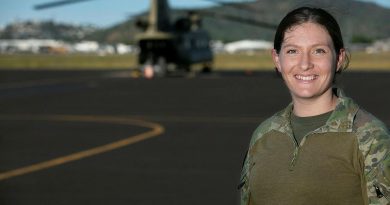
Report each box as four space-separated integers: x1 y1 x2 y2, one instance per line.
291 110 333 144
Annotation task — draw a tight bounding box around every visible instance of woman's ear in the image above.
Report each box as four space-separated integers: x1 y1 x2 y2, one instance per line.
336 48 346 72
272 49 281 72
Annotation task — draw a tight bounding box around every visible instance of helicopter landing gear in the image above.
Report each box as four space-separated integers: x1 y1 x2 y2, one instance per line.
154 57 168 77
142 57 167 79
140 57 213 78
201 62 213 73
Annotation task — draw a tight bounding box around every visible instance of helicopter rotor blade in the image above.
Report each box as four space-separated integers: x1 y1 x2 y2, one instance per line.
195 0 277 30
34 0 94 10
196 10 277 30
201 0 259 13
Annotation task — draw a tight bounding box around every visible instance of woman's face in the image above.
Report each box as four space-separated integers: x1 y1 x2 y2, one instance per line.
272 22 344 101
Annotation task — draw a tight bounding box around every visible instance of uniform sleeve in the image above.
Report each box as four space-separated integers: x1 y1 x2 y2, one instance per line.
238 122 269 205
355 112 390 204
366 130 390 205
238 113 287 205
238 151 251 205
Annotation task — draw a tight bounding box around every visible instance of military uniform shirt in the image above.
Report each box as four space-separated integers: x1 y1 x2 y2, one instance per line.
239 89 390 205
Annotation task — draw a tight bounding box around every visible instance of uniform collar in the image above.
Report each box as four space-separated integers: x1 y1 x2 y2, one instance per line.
275 88 359 134
323 88 359 132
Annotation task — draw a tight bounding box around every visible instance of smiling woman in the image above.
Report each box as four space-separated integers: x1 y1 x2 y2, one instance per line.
273 22 345 116
239 7 390 205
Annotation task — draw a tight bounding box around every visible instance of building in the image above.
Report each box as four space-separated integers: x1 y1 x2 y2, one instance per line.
223 40 273 54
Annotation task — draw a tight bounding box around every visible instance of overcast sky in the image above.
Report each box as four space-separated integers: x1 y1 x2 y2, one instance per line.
0 0 389 28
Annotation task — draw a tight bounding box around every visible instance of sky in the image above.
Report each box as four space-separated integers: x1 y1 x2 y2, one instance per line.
0 0 389 29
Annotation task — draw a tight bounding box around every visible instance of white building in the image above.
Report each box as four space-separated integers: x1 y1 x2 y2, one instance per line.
116 43 134 54
366 38 390 53
224 40 273 54
72 41 99 53
0 39 68 53
210 40 225 53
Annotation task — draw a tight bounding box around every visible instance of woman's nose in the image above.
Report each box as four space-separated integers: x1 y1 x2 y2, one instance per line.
299 52 314 71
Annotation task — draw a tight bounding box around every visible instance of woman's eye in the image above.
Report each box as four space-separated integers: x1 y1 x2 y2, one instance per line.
314 48 326 54
286 49 297 54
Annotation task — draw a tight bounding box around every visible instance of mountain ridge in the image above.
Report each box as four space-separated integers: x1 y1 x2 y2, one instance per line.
88 0 389 44
1 0 389 44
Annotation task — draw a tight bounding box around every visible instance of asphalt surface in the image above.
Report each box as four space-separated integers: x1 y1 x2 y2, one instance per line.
0 69 389 205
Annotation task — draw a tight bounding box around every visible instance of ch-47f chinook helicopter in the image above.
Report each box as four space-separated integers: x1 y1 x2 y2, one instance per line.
134 0 213 77
34 0 277 77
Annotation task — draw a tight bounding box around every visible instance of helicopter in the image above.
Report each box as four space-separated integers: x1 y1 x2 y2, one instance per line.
134 0 213 77
34 0 277 77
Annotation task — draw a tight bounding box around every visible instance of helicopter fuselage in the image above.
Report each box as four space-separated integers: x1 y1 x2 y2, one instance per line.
138 29 213 70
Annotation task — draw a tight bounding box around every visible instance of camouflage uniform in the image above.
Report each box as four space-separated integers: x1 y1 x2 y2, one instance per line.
239 89 390 205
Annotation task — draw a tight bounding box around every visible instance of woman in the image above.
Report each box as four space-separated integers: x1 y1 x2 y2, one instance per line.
239 7 390 205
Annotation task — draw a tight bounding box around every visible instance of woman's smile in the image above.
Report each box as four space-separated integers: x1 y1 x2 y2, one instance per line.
294 74 318 82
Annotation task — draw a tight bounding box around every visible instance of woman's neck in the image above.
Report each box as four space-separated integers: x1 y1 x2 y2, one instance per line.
292 90 338 117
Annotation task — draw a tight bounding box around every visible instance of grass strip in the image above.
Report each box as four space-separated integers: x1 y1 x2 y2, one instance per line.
0 52 388 71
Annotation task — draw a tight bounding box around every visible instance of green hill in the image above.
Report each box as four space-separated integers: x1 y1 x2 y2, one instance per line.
87 0 390 44
2 0 388 44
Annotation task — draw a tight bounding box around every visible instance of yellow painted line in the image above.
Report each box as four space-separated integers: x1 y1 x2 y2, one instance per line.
133 115 263 124
0 114 165 181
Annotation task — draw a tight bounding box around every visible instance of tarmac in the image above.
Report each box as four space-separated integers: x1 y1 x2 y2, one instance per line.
0 69 389 205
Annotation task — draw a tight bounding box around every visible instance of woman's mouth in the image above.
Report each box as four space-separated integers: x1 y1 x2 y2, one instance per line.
295 74 318 81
